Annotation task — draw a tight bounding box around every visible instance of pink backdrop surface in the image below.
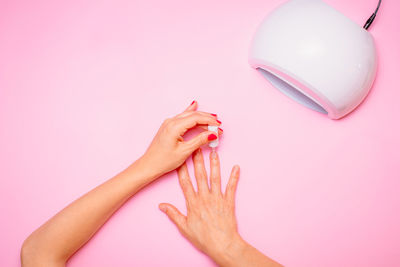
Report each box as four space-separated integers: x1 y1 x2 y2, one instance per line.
1 0 399 266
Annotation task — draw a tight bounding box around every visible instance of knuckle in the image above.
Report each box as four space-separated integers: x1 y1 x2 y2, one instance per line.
228 183 234 191
211 179 219 186
202 133 209 142
190 113 201 120
165 120 177 130
181 179 190 188
162 118 172 126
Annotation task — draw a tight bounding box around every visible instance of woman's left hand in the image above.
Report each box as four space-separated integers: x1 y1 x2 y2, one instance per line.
138 101 222 179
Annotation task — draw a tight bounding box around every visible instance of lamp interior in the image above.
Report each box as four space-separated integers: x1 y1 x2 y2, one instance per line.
257 68 327 115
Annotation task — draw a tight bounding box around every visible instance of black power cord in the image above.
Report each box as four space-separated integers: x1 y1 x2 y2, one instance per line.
363 0 382 30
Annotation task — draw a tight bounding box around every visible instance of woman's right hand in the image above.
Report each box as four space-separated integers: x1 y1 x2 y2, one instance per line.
137 101 222 180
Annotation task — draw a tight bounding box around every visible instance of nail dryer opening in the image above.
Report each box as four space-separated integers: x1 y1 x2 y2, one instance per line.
257 68 328 115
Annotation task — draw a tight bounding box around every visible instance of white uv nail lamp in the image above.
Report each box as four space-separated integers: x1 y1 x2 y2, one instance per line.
249 0 378 119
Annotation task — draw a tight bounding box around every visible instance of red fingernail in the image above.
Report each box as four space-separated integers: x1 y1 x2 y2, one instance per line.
211 113 217 117
208 134 218 141
191 100 196 105
216 119 221 124
219 127 223 132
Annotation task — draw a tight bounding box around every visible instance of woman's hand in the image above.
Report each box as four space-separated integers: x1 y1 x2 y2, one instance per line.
159 149 282 267
138 101 222 180
21 102 222 267
159 149 241 263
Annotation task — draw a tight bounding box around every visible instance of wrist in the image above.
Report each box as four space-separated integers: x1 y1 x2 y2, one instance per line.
127 155 162 183
210 234 248 267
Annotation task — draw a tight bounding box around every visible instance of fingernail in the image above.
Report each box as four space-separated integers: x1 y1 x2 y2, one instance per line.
218 127 223 132
211 113 217 117
208 134 218 141
191 100 196 105
233 165 240 174
159 205 166 212
216 119 222 124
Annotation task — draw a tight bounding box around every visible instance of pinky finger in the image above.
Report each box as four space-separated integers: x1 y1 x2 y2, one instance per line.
184 100 198 112
175 101 198 119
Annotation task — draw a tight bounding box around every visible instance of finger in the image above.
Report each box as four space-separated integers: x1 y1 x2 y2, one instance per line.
175 113 220 136
175 111 218 123
192 148 210 193
183 100 197 112
177 163 196 201
159 203 187 233
174 101 198 120
182 131 218 153
225 165 240 204
182 110 217 119
209 150 222 195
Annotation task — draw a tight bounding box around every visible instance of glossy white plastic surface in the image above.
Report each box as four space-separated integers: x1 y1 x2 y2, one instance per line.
249 0 377 119
208 125 219 148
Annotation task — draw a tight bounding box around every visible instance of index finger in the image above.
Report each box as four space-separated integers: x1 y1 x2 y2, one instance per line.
177 162 196 202
175 113 221 136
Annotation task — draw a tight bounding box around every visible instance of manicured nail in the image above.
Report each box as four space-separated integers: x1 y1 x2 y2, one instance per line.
216 119 222 124
208 134 218 141
211 113 217 117
191 100 196 105
218 127 223 132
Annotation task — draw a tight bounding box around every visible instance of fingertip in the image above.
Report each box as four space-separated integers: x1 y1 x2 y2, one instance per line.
232 165 240 175
190 100 198 110
185 100 198 112
159 203 167 212
178 161 187 172
207 133 218 141
184 131 212 155
210 149 218 160
197 146 204 156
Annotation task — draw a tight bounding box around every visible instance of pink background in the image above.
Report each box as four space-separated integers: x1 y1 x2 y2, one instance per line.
1 0 399 266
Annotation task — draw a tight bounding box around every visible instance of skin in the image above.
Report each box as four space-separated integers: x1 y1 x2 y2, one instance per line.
20 101 282 267
160 149 282 267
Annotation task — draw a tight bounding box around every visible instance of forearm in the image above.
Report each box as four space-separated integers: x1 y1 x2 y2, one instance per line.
21 157 158 266
214 236 283 267
21 103 221 266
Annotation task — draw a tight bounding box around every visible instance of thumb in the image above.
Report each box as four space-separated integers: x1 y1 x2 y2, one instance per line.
159 203 187 232
183 131 217 153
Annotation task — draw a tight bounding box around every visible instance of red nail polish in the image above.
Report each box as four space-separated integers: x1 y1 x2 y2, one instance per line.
208 134 218 141
191 100 196 105
216 119 221 124
211 113 217 117
219 127 223 132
